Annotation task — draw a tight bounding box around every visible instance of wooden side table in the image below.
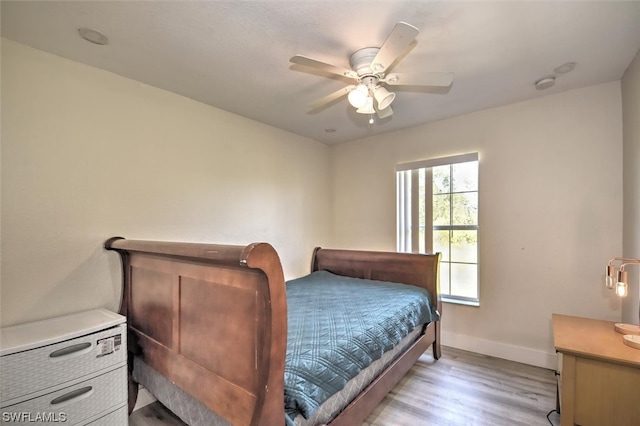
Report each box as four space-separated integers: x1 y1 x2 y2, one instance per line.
553 314 640 426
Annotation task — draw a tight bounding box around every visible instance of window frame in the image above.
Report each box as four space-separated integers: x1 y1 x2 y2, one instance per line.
396 153 479 305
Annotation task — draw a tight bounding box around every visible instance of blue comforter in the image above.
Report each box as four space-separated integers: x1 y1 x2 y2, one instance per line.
284 270 439 421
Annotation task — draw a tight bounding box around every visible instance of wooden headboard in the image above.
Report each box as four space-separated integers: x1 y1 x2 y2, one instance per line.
104 237 287 426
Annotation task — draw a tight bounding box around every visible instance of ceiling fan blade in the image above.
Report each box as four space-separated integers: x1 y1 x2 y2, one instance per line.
370 22 419 74
376 105 393 119
309 85 356 110
290 55 359 80
384 72 454 87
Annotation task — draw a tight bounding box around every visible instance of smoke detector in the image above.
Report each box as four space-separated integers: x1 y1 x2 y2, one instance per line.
535 76 555 90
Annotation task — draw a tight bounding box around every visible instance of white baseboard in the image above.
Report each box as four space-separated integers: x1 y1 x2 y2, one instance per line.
442 332 558 370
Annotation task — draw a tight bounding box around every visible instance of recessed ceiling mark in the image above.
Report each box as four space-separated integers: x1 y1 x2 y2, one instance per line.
554 62 576 74
78 28 109 45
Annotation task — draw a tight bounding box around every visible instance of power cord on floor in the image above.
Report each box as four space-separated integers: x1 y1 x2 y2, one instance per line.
547 369 561 425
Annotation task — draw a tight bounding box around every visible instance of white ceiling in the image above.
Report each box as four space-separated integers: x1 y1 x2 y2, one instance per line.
2 1 640 145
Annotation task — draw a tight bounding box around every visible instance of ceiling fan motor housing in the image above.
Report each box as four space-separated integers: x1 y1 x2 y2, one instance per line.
349 47 382 77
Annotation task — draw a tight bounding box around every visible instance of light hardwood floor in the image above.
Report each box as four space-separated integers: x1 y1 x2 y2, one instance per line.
129 346 560 426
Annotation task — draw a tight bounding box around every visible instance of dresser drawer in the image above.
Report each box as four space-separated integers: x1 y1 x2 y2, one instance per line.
85 403 128 425
0 323 126 404
1 365 127 425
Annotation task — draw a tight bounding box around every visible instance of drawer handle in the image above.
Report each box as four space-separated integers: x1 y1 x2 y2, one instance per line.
49 342 92 359
50 386 94 406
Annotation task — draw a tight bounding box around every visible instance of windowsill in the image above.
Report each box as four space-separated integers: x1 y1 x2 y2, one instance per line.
442 297 480 307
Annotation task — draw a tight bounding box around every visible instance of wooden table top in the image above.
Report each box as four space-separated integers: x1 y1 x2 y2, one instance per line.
552 314 640 367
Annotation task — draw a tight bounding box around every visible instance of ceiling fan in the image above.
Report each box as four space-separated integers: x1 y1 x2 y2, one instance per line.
290 22 454 120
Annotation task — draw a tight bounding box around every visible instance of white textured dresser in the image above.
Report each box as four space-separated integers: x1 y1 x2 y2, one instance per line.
0 309 128 425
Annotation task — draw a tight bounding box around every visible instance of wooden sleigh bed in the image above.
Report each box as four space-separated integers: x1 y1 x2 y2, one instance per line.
105 237 441 426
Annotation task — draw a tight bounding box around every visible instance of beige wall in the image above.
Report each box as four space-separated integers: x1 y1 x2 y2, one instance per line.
1 40 332 326
331 82 624 367
621 49 640 325
1 39 632 369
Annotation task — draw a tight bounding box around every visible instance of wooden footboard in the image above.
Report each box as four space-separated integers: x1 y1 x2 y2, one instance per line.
106 238 440 426
105 237 287 426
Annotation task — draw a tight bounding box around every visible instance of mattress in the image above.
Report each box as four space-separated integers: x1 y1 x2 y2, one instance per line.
284 270 438 421
292 325 423 426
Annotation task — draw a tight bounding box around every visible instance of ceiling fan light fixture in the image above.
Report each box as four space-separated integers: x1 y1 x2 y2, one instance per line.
356 96 375 114
348 84 369 108
292 22 453 122
374 86 396 110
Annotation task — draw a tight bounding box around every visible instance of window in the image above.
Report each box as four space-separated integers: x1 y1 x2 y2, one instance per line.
396 153 479 305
